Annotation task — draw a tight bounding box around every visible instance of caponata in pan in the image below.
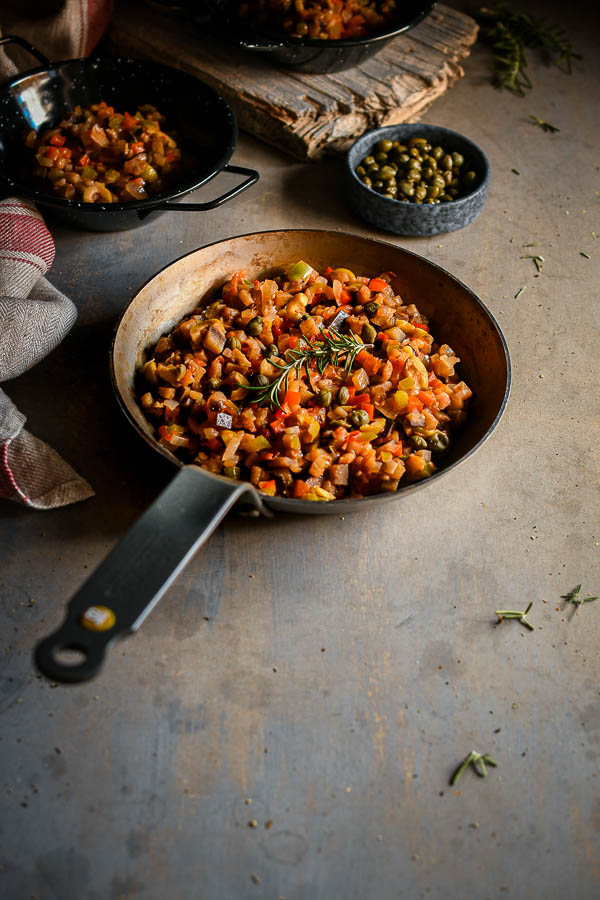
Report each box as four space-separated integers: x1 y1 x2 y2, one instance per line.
24 102 182 202
137 261 472 500
238 0 398 40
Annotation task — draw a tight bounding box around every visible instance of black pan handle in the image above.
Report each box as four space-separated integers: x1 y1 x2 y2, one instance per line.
158 165 259 212
34 465 267 684
0 35 52 70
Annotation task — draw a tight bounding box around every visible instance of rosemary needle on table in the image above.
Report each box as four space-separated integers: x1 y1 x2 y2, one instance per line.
495 601 535 630
562 584 598 614
529 115 560 134
451 750 498 786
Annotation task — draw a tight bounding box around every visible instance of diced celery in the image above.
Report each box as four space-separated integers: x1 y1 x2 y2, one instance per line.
287 260 313 281
393 390 409 410
399 376 415 389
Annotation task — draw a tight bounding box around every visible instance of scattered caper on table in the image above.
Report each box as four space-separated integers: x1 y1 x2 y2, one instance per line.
356 136 478 204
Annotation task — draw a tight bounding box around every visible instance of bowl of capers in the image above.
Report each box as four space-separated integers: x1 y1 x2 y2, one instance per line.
346 123 490 236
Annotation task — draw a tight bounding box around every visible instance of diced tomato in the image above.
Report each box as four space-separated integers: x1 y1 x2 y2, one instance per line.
131 142 145 154
414 322 429 331
323 266 332 277
258 480 276 496
49 134 66 147
428 373 442 388
269 417 286 434
284 389 301 409
180 367 194 387
96 102 114 118
406 396 424 413
339 288 352 304
44 146 60 161
165 149 178 163
293 480 310 498
158 425 172 441
369 277 388 292
361 403 374 420
122 111 138 131
77 153 90 167
58 147 71 158
288 335 300 350
418 390 436 408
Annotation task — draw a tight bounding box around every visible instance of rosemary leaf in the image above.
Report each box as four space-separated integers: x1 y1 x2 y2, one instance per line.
580 251 591 259
451 751 498 786
514 286 525 299
529 114 560 133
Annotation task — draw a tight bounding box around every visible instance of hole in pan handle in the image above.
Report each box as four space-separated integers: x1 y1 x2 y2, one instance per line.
0 35 52 72
34 465 267 684
158 165 259 213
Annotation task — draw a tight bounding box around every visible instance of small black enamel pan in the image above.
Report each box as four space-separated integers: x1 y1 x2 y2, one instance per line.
0 35 258 231
34 229 510 683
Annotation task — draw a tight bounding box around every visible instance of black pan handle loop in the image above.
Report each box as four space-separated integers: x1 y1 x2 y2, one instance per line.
0 35 52 71
158 165 259 212
34 466 267 684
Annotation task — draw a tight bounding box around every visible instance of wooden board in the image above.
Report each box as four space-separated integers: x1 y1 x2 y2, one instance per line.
109 1 478 160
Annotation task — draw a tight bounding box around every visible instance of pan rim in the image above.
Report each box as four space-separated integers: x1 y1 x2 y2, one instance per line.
110 228 511 514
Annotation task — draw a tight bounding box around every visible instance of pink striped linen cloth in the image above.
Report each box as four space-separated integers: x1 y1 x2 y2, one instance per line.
0 199 94 508
0 2 113 508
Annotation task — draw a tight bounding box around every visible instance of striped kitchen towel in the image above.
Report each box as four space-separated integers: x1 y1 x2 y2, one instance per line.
0 198 94 508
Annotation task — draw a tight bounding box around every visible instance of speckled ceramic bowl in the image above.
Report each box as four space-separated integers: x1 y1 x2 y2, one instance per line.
346 123 490 236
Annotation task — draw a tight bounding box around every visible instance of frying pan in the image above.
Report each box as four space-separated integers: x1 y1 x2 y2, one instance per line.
199 0 437 74
34 230 510 683
0 35 258 231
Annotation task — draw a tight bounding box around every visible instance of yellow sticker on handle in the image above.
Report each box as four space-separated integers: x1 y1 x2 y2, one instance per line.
80 605 116 632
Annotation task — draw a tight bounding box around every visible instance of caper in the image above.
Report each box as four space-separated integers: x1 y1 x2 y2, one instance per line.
207 377 221 390
355 165 366 177
395 143 407 152
319 388 332 408
421 166 434 180
410 435 428 449
362 323 377 344
442 154 453 170
432 146 444 160
350 408 370 428
362 176 372 189
364 301 379 318
227 335 241 350
443 170 452 185
463 170 478 186
247 316 263 336
452 152 464 167
409 137 428 149
427 185 440 199
385 184 398 198
433 173 446 189
428 431 450 452
397 152 410 164
409 147 420 158
375 152 388 164
367 164 380 176
252 373 269 387
264 343 277 358
450 177 460 188
338 385 350 405
407 169 421 182
448 187 459 197
415 184 427 200
363 155 375 166
377 139 393 153
379 165 396 180
374 181 385 193
399 181 415 197
424 156 438 170
440 193 453 202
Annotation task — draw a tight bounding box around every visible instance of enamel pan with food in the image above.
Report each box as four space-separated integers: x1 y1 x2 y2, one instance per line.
35 230 510 683
0 35 258 231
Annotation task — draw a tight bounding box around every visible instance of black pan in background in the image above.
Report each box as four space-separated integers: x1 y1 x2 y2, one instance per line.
0 35 258 232
193 0 436 74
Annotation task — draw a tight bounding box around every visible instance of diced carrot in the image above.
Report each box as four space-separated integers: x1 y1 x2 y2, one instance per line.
44 146 60 161
339 288 352 304
269 418 286 434
78 153 90 167
284 389 301 409
369 277 388 292
418 390 436 408
428 373 442 388
361 403 374 420
258 479 276 496
49 134 66 147
288 335 300 349
122 111 138 131
131 142 145 154
414 321 429 331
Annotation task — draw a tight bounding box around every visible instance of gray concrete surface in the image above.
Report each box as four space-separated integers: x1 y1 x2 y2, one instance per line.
1 2 599 898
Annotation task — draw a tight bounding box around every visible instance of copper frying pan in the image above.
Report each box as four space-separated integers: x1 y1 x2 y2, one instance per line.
35 230 510 682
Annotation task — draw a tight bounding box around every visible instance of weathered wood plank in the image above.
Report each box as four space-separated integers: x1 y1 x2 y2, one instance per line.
109 1 478 159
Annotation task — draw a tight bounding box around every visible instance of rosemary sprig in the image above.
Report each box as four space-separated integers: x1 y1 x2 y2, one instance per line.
495 601 535 630
478 4 581 96
562 584 598 614
245 327 371 410
521 253 544 272
529 114 560 133
451 750 498 786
